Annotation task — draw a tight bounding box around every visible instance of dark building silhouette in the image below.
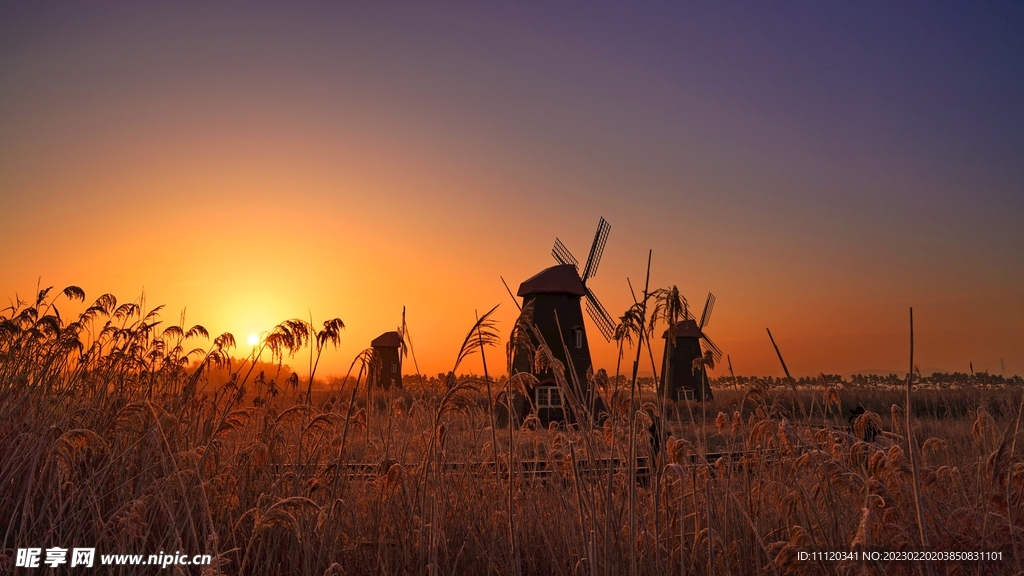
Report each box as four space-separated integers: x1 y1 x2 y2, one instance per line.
511 264 592 424
371 331 403 389
508 218 616 426
660 320 714 401
659 293 721 402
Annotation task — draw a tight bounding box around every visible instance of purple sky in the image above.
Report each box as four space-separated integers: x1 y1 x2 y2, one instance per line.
2 2 1022 376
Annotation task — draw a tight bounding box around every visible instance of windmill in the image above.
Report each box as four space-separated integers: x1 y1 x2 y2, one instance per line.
659 292 721 402
370 308 412 390
508 217 617 426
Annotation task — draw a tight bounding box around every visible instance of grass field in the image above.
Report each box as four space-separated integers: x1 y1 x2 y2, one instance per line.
2 287 1022 574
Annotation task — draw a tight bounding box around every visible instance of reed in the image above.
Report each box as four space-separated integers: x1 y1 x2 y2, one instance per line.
0 285 1021 574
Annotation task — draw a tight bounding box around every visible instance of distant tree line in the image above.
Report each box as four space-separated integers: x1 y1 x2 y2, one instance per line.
711 371 1024 388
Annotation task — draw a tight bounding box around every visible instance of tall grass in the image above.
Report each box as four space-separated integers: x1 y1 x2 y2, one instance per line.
1 286 1021 574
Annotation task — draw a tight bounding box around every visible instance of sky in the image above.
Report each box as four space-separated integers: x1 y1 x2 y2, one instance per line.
2 1 1022 379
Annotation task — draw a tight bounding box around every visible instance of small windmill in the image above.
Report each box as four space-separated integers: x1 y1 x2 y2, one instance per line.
370 308 413 390
660 292 721 401
508 217 617 426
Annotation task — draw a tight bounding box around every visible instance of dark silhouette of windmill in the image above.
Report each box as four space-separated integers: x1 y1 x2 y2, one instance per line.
370 331 403 389
509 217 617 426
370 309 411 390
659 292 721 402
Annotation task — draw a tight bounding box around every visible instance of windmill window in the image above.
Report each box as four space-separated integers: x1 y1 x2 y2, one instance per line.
573 328 583 349
678 388 695 402
536 386 562 409
391 363 398 373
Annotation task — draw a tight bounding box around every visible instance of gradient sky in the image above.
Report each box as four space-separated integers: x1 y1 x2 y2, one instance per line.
2 2 1022 378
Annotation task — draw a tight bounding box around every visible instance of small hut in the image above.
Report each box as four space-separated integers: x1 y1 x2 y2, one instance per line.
371 331 403 389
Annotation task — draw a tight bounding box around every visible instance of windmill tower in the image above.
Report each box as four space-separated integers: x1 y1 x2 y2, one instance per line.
660 292 721 402
370 309 410 390
370 332 403 389
509 217 617 426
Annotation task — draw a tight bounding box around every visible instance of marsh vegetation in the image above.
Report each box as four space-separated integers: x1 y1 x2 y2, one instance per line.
1 286 1021 574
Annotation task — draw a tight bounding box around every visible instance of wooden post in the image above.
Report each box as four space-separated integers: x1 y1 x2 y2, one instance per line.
767 328 807 421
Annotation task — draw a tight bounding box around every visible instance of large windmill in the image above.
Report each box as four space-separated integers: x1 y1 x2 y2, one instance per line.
508 217 617 426
659 292 721 402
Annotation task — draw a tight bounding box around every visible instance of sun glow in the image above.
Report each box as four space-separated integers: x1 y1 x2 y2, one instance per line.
247 333 259 346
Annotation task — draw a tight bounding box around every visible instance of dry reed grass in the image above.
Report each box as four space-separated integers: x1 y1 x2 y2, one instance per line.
0 286 1021 574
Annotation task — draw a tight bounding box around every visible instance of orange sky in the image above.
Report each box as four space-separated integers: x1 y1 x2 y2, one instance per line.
2 3 1022 378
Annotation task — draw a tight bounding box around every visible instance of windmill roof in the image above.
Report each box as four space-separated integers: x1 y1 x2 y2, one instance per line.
371 331 403 348
662 319 703 339
517 264 586 297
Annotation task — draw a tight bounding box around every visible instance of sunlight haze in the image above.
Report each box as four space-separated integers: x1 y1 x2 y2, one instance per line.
2 2 1022 379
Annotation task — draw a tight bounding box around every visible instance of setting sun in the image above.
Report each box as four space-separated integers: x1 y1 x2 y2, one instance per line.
2 3 1023 574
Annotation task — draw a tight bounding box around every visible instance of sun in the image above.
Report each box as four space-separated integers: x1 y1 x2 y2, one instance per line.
247 333 259 346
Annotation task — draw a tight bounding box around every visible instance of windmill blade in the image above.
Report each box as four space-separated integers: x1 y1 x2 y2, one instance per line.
699 292 716 330
552 238 579 270
584 288 617 342
701 334 723 364
581 217 610 282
